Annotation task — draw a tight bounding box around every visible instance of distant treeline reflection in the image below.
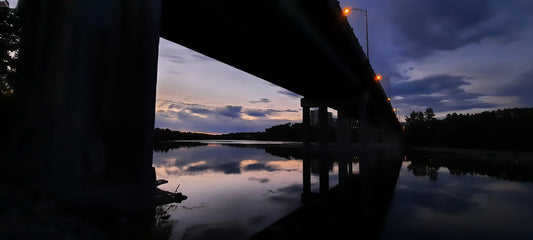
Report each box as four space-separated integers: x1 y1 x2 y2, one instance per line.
153 141 208 152
153 140 305 160
407 150 533 183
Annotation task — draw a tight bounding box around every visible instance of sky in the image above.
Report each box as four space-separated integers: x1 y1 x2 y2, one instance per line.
8 0 533 134
156 0 533 133
156 39 302 134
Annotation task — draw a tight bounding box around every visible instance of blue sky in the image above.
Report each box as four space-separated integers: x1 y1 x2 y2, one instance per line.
8 0 533 133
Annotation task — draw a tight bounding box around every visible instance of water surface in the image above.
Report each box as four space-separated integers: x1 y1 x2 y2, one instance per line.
153 142 533 239
382 150 533 239
153 141 340 239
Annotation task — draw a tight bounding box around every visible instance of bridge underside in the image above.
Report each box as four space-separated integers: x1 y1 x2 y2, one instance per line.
13 0 402 215
160 0 395 122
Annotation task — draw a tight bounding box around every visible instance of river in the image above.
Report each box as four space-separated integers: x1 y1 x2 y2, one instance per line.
152 141 533 239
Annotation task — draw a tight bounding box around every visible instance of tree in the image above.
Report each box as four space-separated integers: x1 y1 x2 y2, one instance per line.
424 108 436 122
405 111 424 126
0 4 20 95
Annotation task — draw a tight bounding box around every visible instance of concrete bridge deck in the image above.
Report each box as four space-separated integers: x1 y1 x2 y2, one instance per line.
160 0 397 123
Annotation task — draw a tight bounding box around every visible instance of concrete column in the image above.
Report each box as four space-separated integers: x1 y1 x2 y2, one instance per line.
318 105 329 148
337 109 350 184
302 105 311 196
318 105 329 194
302 105 311 148
358 91 369 147
16 0 161 210
358 91 372 222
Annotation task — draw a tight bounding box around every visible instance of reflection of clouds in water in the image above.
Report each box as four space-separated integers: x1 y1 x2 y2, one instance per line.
154 165 181 178
267 195 293 203
249 177 269 183
182 161 211 174
399 189 480 214
216 162 241 174
152 144 307 240
243 163 273 171
240 159 259 167
183 161 207 170
385 161 533 239
181 221 248 240
277 184 301 194
163 158 176 165
483 181 530 193
184 165 211 172
265 160 300 171
153 148 302 176
265 185 301 203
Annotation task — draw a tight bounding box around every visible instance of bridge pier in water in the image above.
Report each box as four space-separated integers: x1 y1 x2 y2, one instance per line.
300 94 402 200
14 0 161 213
301 98 361 199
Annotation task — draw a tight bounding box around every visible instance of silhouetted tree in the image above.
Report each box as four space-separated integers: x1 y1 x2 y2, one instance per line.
424 108 436 122
405 111 424 126
0 4 20 95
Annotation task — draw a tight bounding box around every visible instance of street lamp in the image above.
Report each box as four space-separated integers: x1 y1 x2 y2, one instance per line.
343 7 369 60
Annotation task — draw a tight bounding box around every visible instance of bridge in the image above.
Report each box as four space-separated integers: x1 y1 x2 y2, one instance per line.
13 0 402 213
160 0 399 135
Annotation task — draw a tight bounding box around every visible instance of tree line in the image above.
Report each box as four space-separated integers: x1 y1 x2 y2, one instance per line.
154 122 346 142
404 107 533 151
156 107 533 151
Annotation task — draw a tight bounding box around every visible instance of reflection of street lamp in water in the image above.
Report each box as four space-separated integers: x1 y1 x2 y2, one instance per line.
343 7 369 60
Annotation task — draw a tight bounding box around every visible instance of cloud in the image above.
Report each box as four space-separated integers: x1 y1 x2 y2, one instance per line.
244 109 278 117
249 98 271 104
392 75 498 112
277 90 301 98
336 0 533 117
159 40 215 64
188 107 214 115
155 99 300 133
393 75 470 96
243 108 297 118
498 69 533 106
389 0 500 58
216 105 243 118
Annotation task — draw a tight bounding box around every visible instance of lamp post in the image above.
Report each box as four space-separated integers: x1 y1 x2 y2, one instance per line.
343 7 369 60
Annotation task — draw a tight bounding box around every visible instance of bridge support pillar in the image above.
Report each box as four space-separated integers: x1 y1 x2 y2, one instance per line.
358 91 369 148
302 105 311 197
15 0 161 211
318 105 329 194
337 109 351 185
301 98 332 197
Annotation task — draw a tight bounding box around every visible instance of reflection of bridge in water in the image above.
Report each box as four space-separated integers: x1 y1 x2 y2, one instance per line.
253 145 403 239
13 0 403 238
